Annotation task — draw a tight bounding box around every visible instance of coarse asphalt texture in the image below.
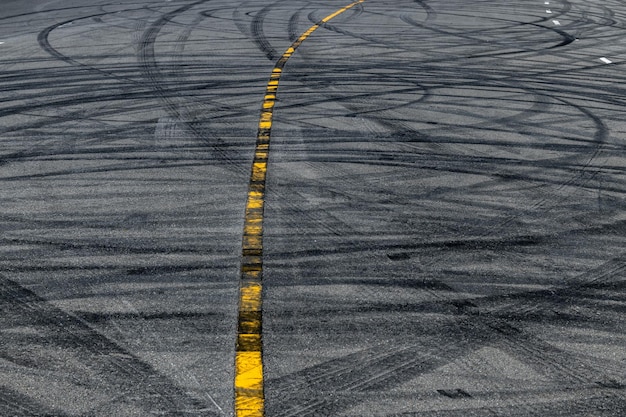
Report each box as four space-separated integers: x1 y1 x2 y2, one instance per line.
0 0 625 416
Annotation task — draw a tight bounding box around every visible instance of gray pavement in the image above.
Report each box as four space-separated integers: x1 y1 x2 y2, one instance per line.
0 0 625 416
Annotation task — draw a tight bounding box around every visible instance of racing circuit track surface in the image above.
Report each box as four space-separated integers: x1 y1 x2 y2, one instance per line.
0 0 625 416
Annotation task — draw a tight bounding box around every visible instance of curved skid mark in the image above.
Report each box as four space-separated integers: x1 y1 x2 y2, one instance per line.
137 0 210 118
287 10 303 42
32 2 253 178
37 7 154 85
250 2 281 60
136 0 247 172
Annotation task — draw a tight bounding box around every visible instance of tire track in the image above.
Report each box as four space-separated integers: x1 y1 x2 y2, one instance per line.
250 1 282 60
264 247 625 415
37 8 149 85
0 275 219 416
0 387 70 417
136 0 249 172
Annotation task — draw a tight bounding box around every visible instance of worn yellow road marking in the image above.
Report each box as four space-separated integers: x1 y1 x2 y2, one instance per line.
234 1 365 416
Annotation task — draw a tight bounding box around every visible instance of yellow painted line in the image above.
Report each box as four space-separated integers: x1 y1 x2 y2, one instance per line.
234 1 365 416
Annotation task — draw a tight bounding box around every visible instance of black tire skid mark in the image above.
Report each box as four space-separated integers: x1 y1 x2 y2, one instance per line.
266 185 360 238
266 74 457 237
265 332 488 417
137 0 212 120
0 130 186 180
263 257 624 407
0 63 257 148
265 296 625 416
265 159 440 243
0 93 179 165
255 7 502 406
282 46 611 270
276 239 626 314
262 118 454 241
287 10 303 42
399 0 577 52
282 25 604 236
159 9 255 149
291 54 588 173
0 139 239 166
0 264 230 278
0 74 197 121
488 320 624 385
263 122 434 239
266 2 623 416
431 257 626 383
250 1 282 61
0 78 252 143
232 2 254 40
271 79 429 131
0 159 213 182
411 0 437 23
265 309 626 416
0 234 212 256
279 83 548 191
0 78 251 178
536 0 623 46
384 395 626 416
263 214 623 268
0 107 100 165
0 133 220 189
199 6 242 22
0 4 105 23
575 2 619 37
475 257 626 326
261 145 370 240
37 7 155 85
308 1 573 57
307 286 626 331
491 93 609 233
137 0 251 174
1 67 139 96
409 83 610 238
278 147 604 194
270 74 517 222
264 145 604 247
266 106 429 238
307 7 410 54
258 1 620 415
264 124 411 237
0 275 218 416
0 386 70 417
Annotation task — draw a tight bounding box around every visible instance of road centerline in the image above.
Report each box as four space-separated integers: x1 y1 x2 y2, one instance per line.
234 1 365 416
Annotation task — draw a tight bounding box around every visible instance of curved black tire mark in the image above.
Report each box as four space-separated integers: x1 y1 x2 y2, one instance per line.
250 1 282 60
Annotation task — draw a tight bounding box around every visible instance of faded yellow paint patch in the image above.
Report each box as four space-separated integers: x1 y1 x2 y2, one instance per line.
243 224 262 236
240 282 262 311
241 266 261 280
243 236 263 250
246 198 264 210
251 163 267 182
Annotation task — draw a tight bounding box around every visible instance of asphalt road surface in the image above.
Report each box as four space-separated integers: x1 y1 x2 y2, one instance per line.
1 0 625 416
